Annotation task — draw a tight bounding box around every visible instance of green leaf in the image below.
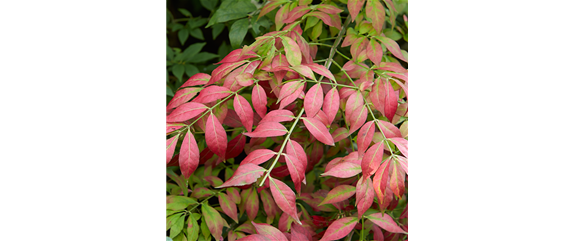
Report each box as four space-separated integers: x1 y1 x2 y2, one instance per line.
187 215 199 241
167 213 184 231
311 21 322 40
172 23 184 32
172 64 185 82
200 217 210 241
200 0 219 11
229 18 250 49
178 28 189 45
185 65 199 78
182 43 206 61
178 8 192 17
167 196 198 210
206 0 256 27
201 204 224 240
188 52 219 63
167 237 173 241
383 28 402 41
212 23 225 39
189 28 204 40
189 18 208 29
252 16 271 36
170 215 185 238
304 16 319 31
167 45 174 60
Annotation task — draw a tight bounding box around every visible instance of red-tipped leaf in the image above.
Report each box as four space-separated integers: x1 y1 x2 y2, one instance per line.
365 212 407 233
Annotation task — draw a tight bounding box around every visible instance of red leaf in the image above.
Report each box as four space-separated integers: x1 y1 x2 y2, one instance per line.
241 149 277 166
304 63 335 81
193 86 232 104
215 49 257 65
260 110 295 123
367 38 383 65
279 82 305 109
252 84 267 119
319 185 356 205
291 65 315 80
305 12 336 29
321 162 361 178
224 109 244 128
217 164 266 188
280 36 302 66
370 78 385 114
350 36 367 59
285 139 308 182
277 81 302 102
166 102 208 123
219 193 239 223
372 225 385 241
304 84 323 118
208 61 248 86
389 137 408 158
269 177 302 225
347 0 366 21
166 123 185 134
378 36 408 62
179 130 199 178
180 73 210 88
202 204 225 240
322 87 339 125
382 80 398 121
366 0 385 34
236 234 271 241
234 94 254 132
390 160 406 198
258 1 283 20
284 153 305 194
167 87 201 110
396 155 408 175
244 122 288 138
357 121 376 155
226 134 246 159
365 212 407 233
356 176 375 218
252 222 289 241
259 189 279 218
318 217 358 241
166 134 179 164
332 127 350 142
361 141 385 179
290 223 310 241
284 6 311 23
206 113 227 160
372 158 392 205
302 117 335 146
317 4 343 14
377 120 402 139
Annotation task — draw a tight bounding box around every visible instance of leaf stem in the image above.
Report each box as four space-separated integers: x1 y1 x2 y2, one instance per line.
259 108 306 186
188 189 225 212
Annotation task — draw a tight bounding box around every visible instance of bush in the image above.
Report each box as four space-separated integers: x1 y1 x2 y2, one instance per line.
166 0 408 240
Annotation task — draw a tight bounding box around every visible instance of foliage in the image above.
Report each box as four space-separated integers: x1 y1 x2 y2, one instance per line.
167 0 408 240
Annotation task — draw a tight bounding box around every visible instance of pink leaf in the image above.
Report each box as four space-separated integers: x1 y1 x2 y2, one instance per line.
180 73 210 88
217 164 266 188
252 222 289 241
244 122 288 138
280 36 302 67
377 120 402 138
319 217 358 241
317 4 344 14
193 86 232 104
206 113 227 160
304 84 323 118
382 80 398 121
219 193 239 223
234 94 254 132
390 160 406 198
201 204 225 240
166 134 179 164
389 137 408 158
179 130 200 178
166 102 208 123
236 234 271 241
361 141 385 179
349 105 367 134
207 61 248 86
347 0 366 21
321 162 361 178
285 139 308 183
252 84 268 118
284 153 305 194
284 6 311 23
378 36 408 62
357 121 376 155
356 176 374 218
322 87 340 125
279 82 305 109
396 155 408 175
290 223 310 241
366 0 385 34
260 110 295 123
215 49 257 65
167 87 201 110
241 149 277 166
319 185 356 205
367 38 383 66
370 78 385 114
269 177 302 225
291 65 315 80
372 158 392 205
365 212 407 233
302 117 335 146
226 134 246 159
304 63 336 81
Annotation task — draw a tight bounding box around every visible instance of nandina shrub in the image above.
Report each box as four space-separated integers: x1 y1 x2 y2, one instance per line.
166 0 408 240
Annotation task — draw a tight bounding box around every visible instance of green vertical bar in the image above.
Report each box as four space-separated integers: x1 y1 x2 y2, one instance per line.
408 0 574 241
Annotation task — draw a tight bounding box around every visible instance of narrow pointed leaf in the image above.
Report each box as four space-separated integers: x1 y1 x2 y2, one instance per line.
252 84 267 118
180 129 200 178
320 185 356 205
390 159 406 198
246 188 260 220
236 234 271 241
369 78 385 114
280 36 302 66
302 117 334 146
193 86 232 104
377 120 402 138
241 149 277 166
219 193 239 223
365 212 406 233
206 113 227 160
372 158 392 205
284 6 311 23
382 80 398 121
304 84 323 118
396 155 408 174
251 222 289 241
279 82 304 109
201 204 224 240
290 223 310 241
321 162 361 178
259 110 295 123
277 81 302 102
367 38 383 65
259 189 279 218
181 73 210 88
167 87 202 110
317 4 344 14
356 176 374 218
217 164 266 188
285 139 307 183
234 94 254 132
357 121 375 155
284 153 305 194
348 105 367 134
226 134 246 159
291 65 316 80
207 61 248 86
244 122 288 138
378 36 408 62
318 217 358 241
347 0 365 21
366 0 385 34
166 102 208 123
187 215 199 241
166 134 180 164
269 177 302 225
389 137 408 157
323 87 339 125
361 141 385 179
305 63 336 81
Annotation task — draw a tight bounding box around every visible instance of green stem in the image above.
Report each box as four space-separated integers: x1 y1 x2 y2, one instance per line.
188 189 225 212
259 108 306 186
